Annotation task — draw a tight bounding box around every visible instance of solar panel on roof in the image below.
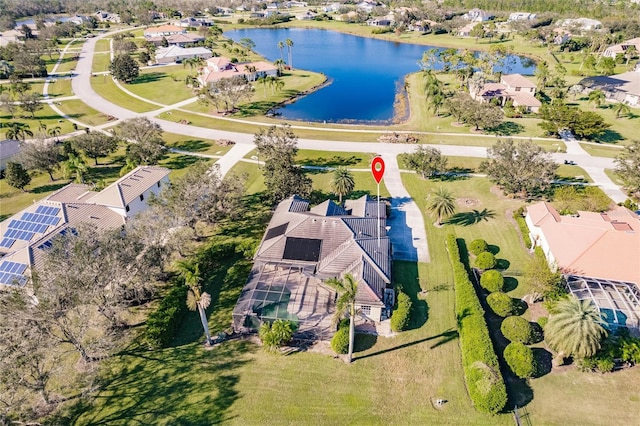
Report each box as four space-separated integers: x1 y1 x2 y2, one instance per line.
264 222 288 241
0 261 28 287
35 205 60 216
282 237 322 262
0 238 15 249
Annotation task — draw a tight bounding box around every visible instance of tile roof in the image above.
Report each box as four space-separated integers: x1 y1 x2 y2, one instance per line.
580 71 640 98
144 25 184 35
501 74 537 88
87 166 170 207
155 46 211 60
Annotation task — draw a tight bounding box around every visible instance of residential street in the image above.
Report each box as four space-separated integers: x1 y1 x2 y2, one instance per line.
68 31 629 261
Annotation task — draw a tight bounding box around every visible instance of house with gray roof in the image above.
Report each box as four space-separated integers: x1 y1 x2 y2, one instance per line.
154 45 213 64
233 195 393 339
0 166 170 288
0 139 21 171
579 69 640 108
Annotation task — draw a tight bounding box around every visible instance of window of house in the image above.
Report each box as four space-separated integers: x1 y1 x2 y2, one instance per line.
361 305 371 316
140 194 144 201
125 205 130 212
157 181 161 188
515 87 521 92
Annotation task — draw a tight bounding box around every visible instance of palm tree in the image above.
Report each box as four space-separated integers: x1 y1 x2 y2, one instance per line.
285 38 294 70
545 297 607 365
426 187 456 226
613 102 630 119
534 60 550 88
625 45 637 66
63 153 88 183
588 89 605 109
331 167 355 204
176 260 213 345
277 40 285 61
244 64 257 82
274 59 285 75
47 126 61 142
325 273 359 363
256 75 268 97
4 122 33 141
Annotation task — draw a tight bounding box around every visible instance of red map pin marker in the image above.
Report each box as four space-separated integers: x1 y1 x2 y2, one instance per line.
371 156 385 184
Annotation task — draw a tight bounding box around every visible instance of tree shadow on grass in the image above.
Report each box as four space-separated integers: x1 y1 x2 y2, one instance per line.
234 101 280 117
169 139 211 152
487 244 500 255
488 121 525 136
532 347 553 378
298 155 362 168
355 328 458 361
396 261 428 330
443 208 496 226
496 258 511 271
163 154 202 171
503 276 518 292
31 182 68 194
593 129 624 144
354 333 377 352
131 72 166 85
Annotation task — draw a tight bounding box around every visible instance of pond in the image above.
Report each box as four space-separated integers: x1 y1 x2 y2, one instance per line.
226 28 536 124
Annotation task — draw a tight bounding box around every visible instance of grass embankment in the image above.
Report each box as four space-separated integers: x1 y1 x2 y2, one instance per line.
92 52 112 73
57 100 113 127
90 75 160 113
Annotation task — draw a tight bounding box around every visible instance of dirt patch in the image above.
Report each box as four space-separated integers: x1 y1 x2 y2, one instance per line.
456 197 481 207
527 301 549 322
489 185 509 199
450 121 465 127
304 340 335 356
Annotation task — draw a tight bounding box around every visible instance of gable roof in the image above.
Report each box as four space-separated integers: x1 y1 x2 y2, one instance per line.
501 73 536 89
155 45 211 59
0 139 21 160
580 71 640 98
87 166 170 208
144 24 184 35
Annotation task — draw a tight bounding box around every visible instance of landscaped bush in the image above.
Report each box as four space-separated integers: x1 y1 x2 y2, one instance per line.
537 316 548 328
486 292 521 317
480 270 504 293
514 207 532 248
144 284 188 349
504 342 536 379
331 327 350 354
390 291 412 332
469 239 488 256
259 319 297 353
501 316 535 344
475 251 496 270
446 235 507 414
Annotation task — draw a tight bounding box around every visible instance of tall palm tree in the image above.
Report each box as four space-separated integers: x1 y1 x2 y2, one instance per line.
244 64 257 82
285 38 294 70
545 297 607 365
47 126 61 142
274 59 285 75
426 187 456 226
63 153 88 183
277 40 285 61
613 102 630 119
588 89 605 109
256 75 268 97
4 122 33 141
176 260 213 345
325 273 359 363
331 167 355 204
534 60 550 89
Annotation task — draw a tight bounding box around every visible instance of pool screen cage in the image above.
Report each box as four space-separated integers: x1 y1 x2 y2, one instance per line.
232 262 337 340
565 275 640 331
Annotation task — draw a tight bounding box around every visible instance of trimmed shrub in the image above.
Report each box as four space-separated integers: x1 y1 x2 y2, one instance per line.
331 327 349 354
504 342 536 378
486 292 520 317
469 239 489 256
480 270 504 293
259 319 297 353
537 316 548 328
390 291 412 332
446 235 507 414
513 207 532 248
144 284 188 349
475 251 496 270
501 316 534 344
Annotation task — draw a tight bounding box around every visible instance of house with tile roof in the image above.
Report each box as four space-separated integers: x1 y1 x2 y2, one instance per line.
197 56 278 85
144 25 185 38
579 69 640 108
145 32 204 47
603 37 640 59
0 166 170 288
471 73 542 112
233 195 393 339
154 45 213 64
525 202 640 329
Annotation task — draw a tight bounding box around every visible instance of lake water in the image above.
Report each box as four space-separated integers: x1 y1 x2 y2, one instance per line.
226 28 535 123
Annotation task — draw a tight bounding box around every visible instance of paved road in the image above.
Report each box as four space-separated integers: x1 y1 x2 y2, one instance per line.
68 31 629 263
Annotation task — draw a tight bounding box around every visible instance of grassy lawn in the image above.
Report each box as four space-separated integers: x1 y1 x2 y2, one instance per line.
57 100 114 127
47 77 73 97
579 143 624 158
555 165 593 183
0 173 71 221
54 54 79 74
296 149 376 169
91 75 160 113
92 52 112 73
1 104 76 137
568 98 640 146
163 132 234 156
125 66 196 105
95 39 111 53
605 168 625 186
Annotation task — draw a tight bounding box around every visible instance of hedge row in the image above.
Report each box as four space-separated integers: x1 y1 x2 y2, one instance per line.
144 283 188 349
446 234 508 414
513 207 532 249
390 291 412 332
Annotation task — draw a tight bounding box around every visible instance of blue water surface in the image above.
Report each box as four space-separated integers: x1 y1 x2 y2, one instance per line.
226 28 535 123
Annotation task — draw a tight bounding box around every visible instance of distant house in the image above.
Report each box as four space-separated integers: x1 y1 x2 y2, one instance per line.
0 139 21 171
67 15 90 25
322 3 342 13
559 17 602 31
356 0 378 13
232 195 393 338
145 32 204 47
471 74 541 113
579 69 640 108
367 15 393 26
552 28 571 45
94 11 120 23
408 20 434 33
0 166 170 288
154 46 212 64
144 25 185 38
284 1 308 7
462 8 494 22
177 17 212 27
197 56 278 85
525 202 640 330
0 29 24 47
603 37 640 59
458 23 477 37
508 12 536 22
297 10 318 20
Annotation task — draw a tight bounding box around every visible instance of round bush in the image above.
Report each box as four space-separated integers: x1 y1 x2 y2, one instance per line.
331 327 349 354
504 342 536 379
480 270 504 293
469 239 488 256
475 251 496 270
501 316 534 344
390 291 412 332
486 292 519 317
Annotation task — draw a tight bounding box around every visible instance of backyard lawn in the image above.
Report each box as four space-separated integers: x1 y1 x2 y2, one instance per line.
124 66 197 105
163 132 234 156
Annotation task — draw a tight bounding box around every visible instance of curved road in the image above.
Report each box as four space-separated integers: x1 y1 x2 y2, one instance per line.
70 32 628 262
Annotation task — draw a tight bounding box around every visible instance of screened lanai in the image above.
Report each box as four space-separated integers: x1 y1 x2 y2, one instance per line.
566 275 640 331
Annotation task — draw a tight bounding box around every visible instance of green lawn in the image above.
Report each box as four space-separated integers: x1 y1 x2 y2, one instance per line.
124 66 196 105
163 132 234 156
605 168 625 186
94 39 111 53
296 149 376 169
56 100 113 127
1 104 76 138
568 98 640 146
47 78 73 98
92 52 112 73
54 54 79 74
0 173 71 221
555 164 593 183
579 143 624 158
90 75 160 113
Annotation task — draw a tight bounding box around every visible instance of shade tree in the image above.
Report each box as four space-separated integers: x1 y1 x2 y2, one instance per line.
71 132 119 165
5 161 31 191
109 54 139 83
405 146 448 179
614 140 640 201
18 138 61 181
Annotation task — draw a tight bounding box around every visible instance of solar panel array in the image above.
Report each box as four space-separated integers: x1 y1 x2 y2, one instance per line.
0 261 28 287
0 206 61 249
